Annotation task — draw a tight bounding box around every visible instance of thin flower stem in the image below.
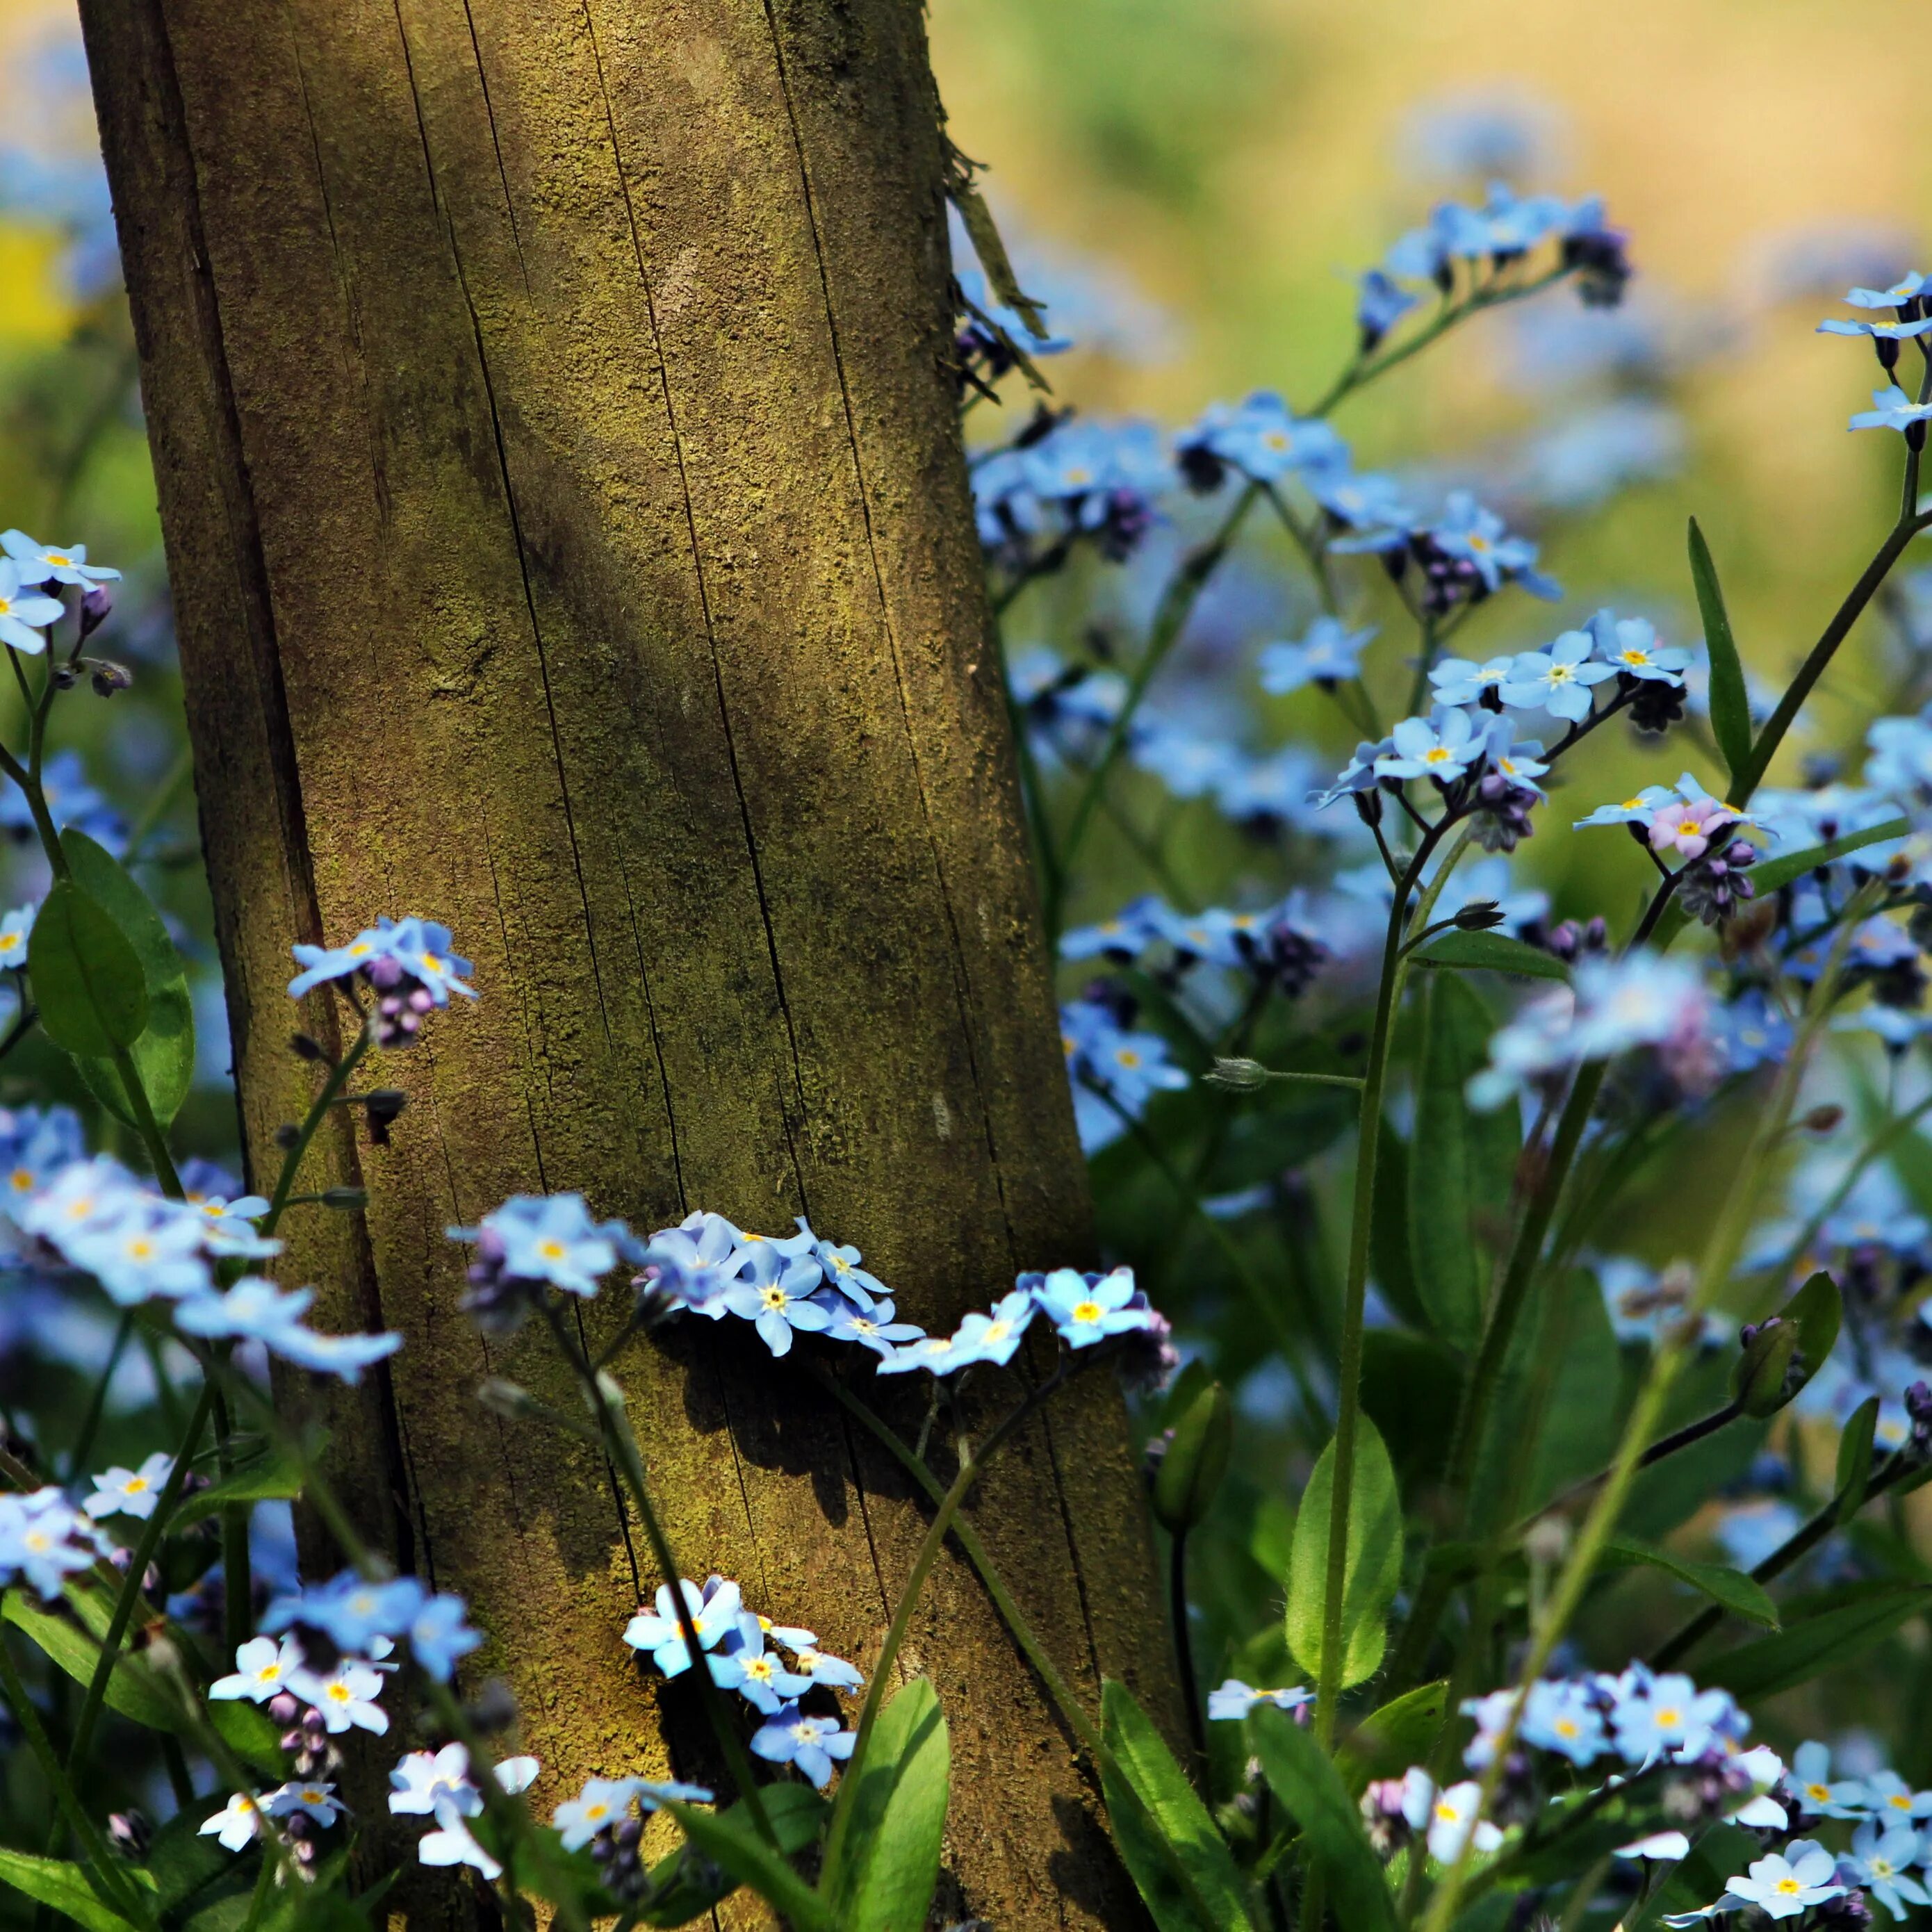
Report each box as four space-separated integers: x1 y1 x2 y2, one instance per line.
110 1040 183 1200
0 1614 161 1932
1650 1448 1913 1670
262 1026 372 1236
63 1310 134 1482
822 1354 1088 1878
1047 482 1261 939
1735 505 1932 803
1512 1402 1743 1538
1315 818 1459 1746
534 1304 776 1849
61 1381 214 1782
1169 1527 1206 1770
1417 890 1872 1932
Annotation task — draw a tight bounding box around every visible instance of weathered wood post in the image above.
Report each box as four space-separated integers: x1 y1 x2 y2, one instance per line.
78 0 1176 1919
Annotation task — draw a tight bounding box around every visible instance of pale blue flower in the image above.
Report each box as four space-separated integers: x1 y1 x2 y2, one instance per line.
1847 1821 1928 1918
1375 707 1482 781
1844 274 1928 309
1860 1770 1932 1825
799 1216 889 1311
460 1194 625 1299
636 1209 741 1316
1032 1266 1158 1348
262 1570 425 1653
1206 1679 1310 1721
1594 614 1689 684
1431 491 1555 597
1500 630 1614 722
623 1575 743 1677
1574 785 1675 829
1791 1740 1872 1819
409 1593 482 1683
1179 391 1347 484
1259 617 1375 694
721 1247 830 1357
1850 384 1932 434
1307 468 1416 534
174 1278 403 1384
749 1704 856 1788
288 927 396 997
1521 1678 1607 1766
1 530 120 587
63 1208 213 1306
381 918 475 1004
1819 314 1932 343
83 1450 174 1521
554 1778 643 1851
824 1297 924 1357
1309 738 1393 811
708 1616 811 1714
1428 653 1516 708
0 559 67 653
1721 1842 1844 1920
0 903 34 972
1355 268 1417 350
935 1289 1038 1371
1609 1670 1738 1764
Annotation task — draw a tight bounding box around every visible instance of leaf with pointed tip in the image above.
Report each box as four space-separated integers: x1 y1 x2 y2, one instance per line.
1688 518 1753 784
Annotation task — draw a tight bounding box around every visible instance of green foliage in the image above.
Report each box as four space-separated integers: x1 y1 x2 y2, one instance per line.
823 1679 951 1932
1284 1416 1402 1688
1601 1535 1779 1627
1154 1380 1234 1532
1249 1702 1398 1932
0 1848 154 1932
1730 1271 1841 1418
1700 1580 1932 1699
1099 1679 1257 1932
661 1797 834 1932
1416 930 1571 981
635 1788 828 1927
63 828 197 1128
28 876 148 1057
1687 517 1753 785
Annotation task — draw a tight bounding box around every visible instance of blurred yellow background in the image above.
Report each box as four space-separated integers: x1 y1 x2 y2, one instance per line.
932 0 1932 733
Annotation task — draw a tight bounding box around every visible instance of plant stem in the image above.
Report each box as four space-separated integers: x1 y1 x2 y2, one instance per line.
1735 506 1932 802
1516 1402 1743 1536
1314 819 1455 1746
62 1382 213 1780
0 1612 159 1931
822 1355 1084 1878
110 1040 183 1199
1047 483 1260 939
1169 1527 1206 1771
1416 891 1871 1932
262 1026 371 1235
536 1304 775 1846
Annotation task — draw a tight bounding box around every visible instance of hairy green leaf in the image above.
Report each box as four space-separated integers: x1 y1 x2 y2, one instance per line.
3 1591 183 1733
1688 518 1753 784
28 878 148 1058
1601 1535 1779 1628
1100 1680 1257 1932
173 1440 310 1528
636 1787 826 1927
1250 1702 1398 1932
0 1848 149 1932
1285 1417 1402 1689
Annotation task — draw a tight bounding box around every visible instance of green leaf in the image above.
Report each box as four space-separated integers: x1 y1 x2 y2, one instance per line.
208 1697 288 1776
1360 1329 1465 1494
1836 1395 1881 1528
635 1789 827 1926
1338 1680 1449 1793
1787 1270 1843 1404
1699 1581 1932 1700
1522 1269 1623 1515
62 830 197 1129
172 1439 309 1528
1409 976 1499 1350
3 1591 183 1733
1601 1535 1779 1628
826 1678 951 1932
662 1800 832 1932
1249 1702 1398 1932
28 878 149 1057
1748 817 1910 897
0 1849 149 1932
1369 1124 1430 1333
1285 1417 1402 1690
1730 1271 1840 1418
1099 1680 1257 1932
1416 929 1570 981
1688 518 1753 784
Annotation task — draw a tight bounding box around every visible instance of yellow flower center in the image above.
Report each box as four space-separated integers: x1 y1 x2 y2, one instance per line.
586 1802 609 1822
1807 1783 1831 1801
10 1168 31 1192
747 1657 773 1680
1072 1300 1104 1324
1434 1801 1461 1824
1423 747 1452 764
1547 664 1573 683
1115 1048 1142 1070
761 1286 787 1311
1554 1718 1578 1738
538 1240 567 1261
1468 534 1491 551
327 1683 352 1704
1776 1878 1801 1895
1654 1707 1682 1727
256 1662 281 1682
124 1476 149 1493
46 552 70 567
983 1320 1011 1345
1619 648 1649 665
1890 1794 1913 1810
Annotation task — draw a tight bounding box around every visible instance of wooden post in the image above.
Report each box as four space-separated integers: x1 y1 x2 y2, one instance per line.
79 0 1175 1919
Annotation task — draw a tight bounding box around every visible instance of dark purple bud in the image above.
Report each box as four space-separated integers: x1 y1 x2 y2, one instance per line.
79 586 113 637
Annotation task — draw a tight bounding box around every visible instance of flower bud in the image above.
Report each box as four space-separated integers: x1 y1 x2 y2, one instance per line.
477 1377 538 1419
1731 1314 1801 1418
290 1031 327 1061
106 1810 152 1858
1454 900 1505 931
320 1185 370 1210
1202 1056 1271 1092
1152 1382 1233 1534
79 586 112 637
